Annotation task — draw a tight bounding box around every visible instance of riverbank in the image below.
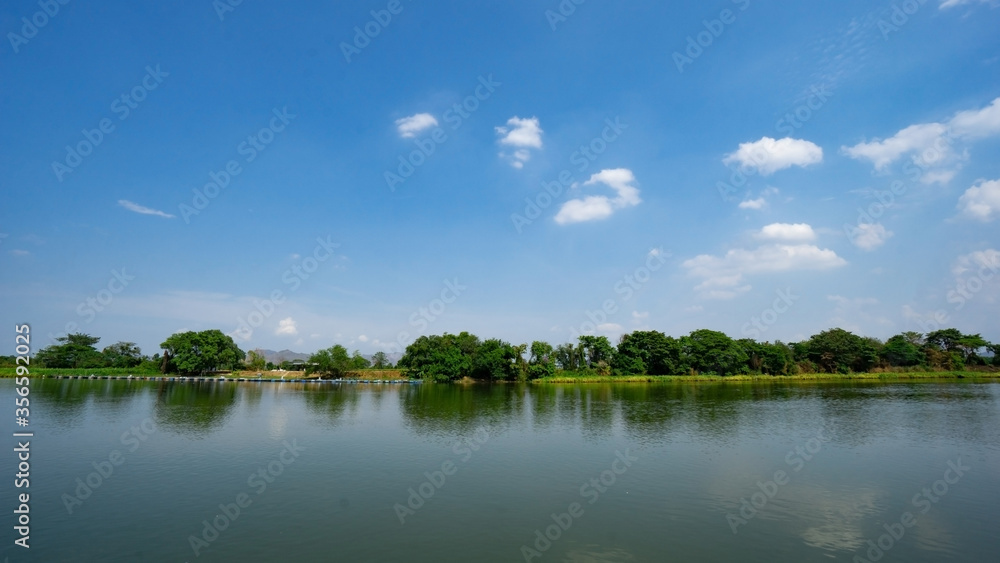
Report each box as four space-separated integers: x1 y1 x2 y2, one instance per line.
533 371 1000 383
0 367 409 379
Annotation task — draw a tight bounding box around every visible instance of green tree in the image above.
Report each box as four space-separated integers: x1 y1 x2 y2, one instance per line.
160 330 246 375
554 343 581 371
881 334 924 367
101 341 144 368
956 333 990 364
513 343 529 379
738 339 793 375
36 333 105 368
397 333 478 381
350 350 371 370
371 351 391 369
308 345 351 378
578 335 615 373
925 329 963 353
613 331 683 375
527 341 556 379
245 349 267 371
471 338 519 381
805 328 878 373
681 330 748 376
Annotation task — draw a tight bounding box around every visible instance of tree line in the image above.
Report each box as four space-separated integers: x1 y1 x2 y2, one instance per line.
15 330 391 376
12 327 996 380
393 327 998 381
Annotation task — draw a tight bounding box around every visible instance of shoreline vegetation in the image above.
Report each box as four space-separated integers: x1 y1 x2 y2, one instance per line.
533 370 1000 384
4 327 997 385
3 368 997 385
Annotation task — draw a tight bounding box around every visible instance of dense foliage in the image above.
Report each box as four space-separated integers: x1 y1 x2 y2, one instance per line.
394 327 997 381
160 330 246 374
25 325 997 381
32 334 159 371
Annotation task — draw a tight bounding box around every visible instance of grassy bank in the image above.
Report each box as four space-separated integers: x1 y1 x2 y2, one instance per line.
0 367 410 380
533 371 1000 384
0 367 163 378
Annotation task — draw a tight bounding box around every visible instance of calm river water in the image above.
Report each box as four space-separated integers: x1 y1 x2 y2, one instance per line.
3 379 998 562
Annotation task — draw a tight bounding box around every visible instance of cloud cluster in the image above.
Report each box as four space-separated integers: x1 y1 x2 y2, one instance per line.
723 137 823 176
683 226 846 299
738 187 780 210
957 178 1000 222
395 113 438 138
841 97 1000 182
851 223 894 251
554 168 641 225
276 317 298 336
496 116 543 168
756 223 817 242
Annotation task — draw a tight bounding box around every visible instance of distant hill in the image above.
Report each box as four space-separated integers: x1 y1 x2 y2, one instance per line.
258 349 311 365
257 349 403 367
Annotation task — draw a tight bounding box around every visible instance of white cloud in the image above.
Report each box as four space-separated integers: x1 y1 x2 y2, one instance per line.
948 97 1000 139
358 334 369 342
841 97 1000 181
648 247 670 259
395 113 438 138
496 116 543 168
118 199 175 219
276 317 298 336
841 123 950 171
957 178 1000 221
631 311 649 320
683 243 847 299
555 168 641 225
756 223 817 242
952 249 1000 276
738 187 780 210
496 116 543 148
723 137 823 176
940 0 996 9
10 249 30 256
850 223 894 251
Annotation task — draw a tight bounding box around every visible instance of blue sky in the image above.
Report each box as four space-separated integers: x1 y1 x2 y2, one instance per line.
2 0 999 357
